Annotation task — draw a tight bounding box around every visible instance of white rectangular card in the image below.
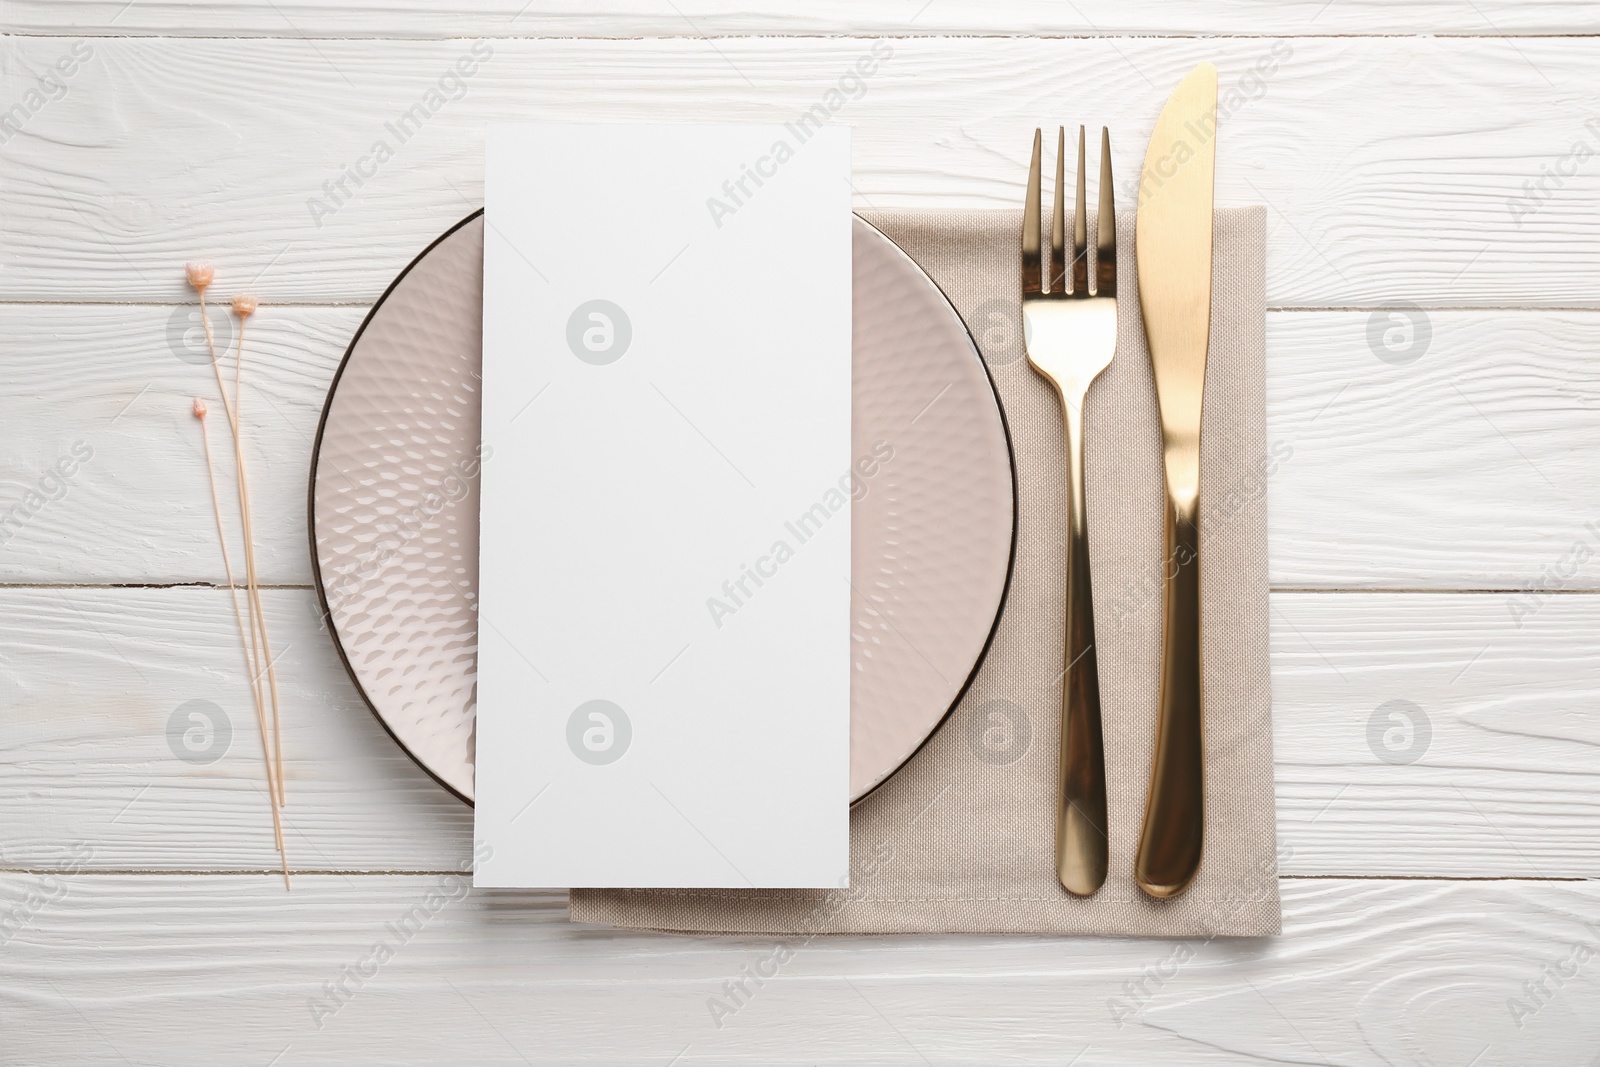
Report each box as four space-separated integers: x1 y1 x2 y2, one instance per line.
474 123 852 888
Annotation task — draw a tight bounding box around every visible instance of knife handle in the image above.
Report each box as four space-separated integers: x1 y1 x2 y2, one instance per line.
1135 492 1204 898
1056 398 1108 897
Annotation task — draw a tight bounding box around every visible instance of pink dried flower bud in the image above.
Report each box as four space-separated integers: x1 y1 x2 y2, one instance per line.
185 262 214 291
193 397 207 419
231 294 258 318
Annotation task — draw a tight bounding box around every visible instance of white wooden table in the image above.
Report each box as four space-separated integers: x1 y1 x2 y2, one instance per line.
3 4 1599 1063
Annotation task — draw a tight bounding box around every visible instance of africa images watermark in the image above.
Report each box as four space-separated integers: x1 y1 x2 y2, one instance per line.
704 40 894 229
0 843 95 948
1105 844 1290 1028
322 444 490 613
0 440 95 547
1128 42 1292 208
1367 698 1432 766
1507 117 1600 229
1506 921 1600 1030
1103 439 1292 634
306 844 491 1030
704 839 897 1029
0 41 94 146
307 41 494 228
704 440 895 629
1506 520 1600 628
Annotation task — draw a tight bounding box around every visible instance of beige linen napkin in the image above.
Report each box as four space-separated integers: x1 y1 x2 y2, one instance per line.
570 207 1280 937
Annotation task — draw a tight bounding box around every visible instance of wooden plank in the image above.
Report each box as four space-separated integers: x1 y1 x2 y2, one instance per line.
2 36 1599 305
1 586 1598 876
8 0 1599 38
0 303 356 587
1271 590 1600 879
1264 309 1600 589
2 18 1590 1061
1 873 1596 1065
0 587 473 874
5 303 1598 589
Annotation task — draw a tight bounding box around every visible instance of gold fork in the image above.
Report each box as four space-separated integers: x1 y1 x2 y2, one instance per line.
1023 126 1116 897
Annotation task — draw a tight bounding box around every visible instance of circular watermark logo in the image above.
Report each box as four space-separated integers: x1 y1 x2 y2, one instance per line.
166 304 234 366
1366 699 1431 765
167 699 232 765
1366 303 1431 366
566 699 632 765
565 300 632 366
967 698 1031 765
968 298 1022 366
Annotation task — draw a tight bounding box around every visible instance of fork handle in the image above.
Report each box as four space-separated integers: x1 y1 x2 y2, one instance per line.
1056 394 1108 897
1135 492 1204 898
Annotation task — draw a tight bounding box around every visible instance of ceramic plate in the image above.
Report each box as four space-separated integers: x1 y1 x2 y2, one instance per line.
310 212 1014 804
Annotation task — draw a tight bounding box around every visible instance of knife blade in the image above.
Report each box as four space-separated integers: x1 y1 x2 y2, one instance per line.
1134 61 1217 899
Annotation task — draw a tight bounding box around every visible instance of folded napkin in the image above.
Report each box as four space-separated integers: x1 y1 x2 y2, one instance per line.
570 206 1280 937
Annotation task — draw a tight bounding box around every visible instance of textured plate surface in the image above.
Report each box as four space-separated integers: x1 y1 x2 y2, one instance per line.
310 212 1014 804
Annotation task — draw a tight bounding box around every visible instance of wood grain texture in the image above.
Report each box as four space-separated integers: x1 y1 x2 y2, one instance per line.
1271 591 1600 878
0 303 353 586
5 304 1598 589
1265 309 1600 589
2 873 1597 1065
3 14 1598 1063
0 587 470 875
3 36 1600 306
8 0 1600 37
2 586 1598 877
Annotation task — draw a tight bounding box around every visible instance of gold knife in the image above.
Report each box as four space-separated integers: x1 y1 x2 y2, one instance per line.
1133 62 1217 899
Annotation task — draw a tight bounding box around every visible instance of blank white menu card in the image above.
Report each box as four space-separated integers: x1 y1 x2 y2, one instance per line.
474 123 852 889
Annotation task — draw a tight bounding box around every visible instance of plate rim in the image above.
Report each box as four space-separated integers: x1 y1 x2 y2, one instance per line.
307 209 1019 809
307 209 486 807
843 213 1020 807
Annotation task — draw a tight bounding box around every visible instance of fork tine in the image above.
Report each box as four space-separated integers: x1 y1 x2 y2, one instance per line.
1096 126 1116 298
1072 125 1089 297
1051 127 1066 295
1022 128 1042 295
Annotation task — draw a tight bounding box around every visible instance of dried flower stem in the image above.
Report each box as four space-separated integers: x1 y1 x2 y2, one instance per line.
192 271 291 891
195 398 284 861
227 304 287 810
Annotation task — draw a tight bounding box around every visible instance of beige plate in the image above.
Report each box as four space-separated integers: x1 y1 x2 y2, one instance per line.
309 212 1015 805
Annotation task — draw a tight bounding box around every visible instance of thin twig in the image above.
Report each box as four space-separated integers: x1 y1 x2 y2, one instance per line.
189 263 290 891
228 296 286 810
194 398 283 857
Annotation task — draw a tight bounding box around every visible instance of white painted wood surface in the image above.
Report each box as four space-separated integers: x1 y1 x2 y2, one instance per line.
4 587 1597 877
9 0 1600 37
5 305 1599 588
3 37 1600 306
3 6 1598 1064
2 875 1598 1066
